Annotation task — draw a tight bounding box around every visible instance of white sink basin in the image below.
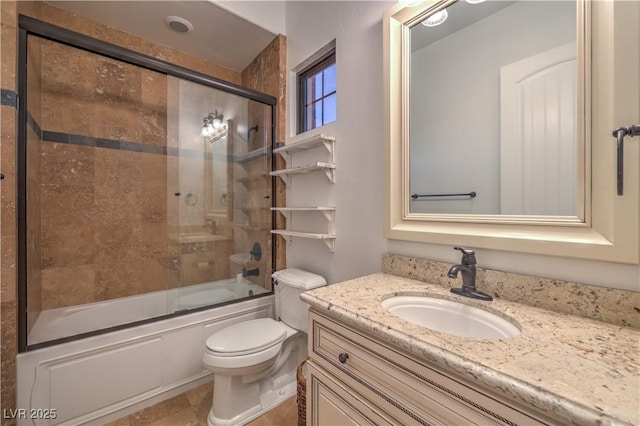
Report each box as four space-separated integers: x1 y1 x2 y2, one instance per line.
381 295 521 339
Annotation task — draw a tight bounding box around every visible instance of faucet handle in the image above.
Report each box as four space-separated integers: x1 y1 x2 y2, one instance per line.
454 246 474 255
454 246 476 265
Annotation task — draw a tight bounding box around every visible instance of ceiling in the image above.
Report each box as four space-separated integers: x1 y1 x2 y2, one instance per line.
411 1 515 52
46 1 277 71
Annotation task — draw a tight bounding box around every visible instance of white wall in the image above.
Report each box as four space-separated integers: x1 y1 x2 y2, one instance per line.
279 1 639 291
284 1 394 285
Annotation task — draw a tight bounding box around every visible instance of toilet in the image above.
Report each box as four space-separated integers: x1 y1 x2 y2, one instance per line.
203 268 326 426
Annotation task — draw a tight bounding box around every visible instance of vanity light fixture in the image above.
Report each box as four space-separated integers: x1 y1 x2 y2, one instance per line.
201 119 210 137
201 111 224 137
421 9 448 27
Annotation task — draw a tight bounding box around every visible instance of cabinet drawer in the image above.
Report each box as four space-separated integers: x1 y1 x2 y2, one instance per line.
309 310 551 426
307 361 398 426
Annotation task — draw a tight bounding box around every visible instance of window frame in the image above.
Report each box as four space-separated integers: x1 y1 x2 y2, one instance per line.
297 49 336 134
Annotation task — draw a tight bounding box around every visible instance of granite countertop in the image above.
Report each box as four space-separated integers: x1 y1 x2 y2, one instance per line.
300 273 640 426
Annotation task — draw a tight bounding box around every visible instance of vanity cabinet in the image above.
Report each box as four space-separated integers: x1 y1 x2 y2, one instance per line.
306 310 555 426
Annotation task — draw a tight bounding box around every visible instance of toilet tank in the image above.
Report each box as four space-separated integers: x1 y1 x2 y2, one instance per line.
272 269 327 332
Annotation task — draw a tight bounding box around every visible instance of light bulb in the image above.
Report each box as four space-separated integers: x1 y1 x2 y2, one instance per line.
201 123 209 137
212 118 222 129
421 9 448 27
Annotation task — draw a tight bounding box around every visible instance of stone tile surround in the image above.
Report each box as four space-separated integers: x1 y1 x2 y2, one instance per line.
382 253 640 329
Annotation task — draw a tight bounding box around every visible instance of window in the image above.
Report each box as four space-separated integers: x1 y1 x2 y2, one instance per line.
297 49 336 133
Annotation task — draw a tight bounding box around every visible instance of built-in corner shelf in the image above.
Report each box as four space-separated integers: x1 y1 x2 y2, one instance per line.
237 146 269 164
236 174 268 186
238 206 270 216
271 207 336 252
233 222 270 232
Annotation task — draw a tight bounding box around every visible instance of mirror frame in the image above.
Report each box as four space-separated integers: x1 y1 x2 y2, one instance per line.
383 0 640 263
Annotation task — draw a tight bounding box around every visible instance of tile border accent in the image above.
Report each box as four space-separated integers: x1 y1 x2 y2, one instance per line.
39 130 257 161
9 95 270 162
1 89 18 108
28 121 262 162
26 112 42 138
41 130 170 155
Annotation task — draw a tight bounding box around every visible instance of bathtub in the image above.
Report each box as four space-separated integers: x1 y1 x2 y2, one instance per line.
17 279 274 426
28 276 267 345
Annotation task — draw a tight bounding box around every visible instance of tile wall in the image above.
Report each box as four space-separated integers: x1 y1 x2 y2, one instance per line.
1 0 26 414
240 34 288 289
34 38 175 311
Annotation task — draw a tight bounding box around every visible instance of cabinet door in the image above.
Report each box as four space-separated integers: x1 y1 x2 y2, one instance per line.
307 362 397 426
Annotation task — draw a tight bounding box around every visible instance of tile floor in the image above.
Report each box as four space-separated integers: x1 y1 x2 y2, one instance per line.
106 381 299 426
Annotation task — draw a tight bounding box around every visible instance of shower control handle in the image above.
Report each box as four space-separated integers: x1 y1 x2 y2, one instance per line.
338 353 349 364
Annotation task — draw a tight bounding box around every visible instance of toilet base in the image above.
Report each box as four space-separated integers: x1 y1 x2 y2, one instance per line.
207 372 298 426
205 331 306 426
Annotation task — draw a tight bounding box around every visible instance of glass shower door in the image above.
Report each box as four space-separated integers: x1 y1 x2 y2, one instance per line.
169 77 272 312
18 21 276 350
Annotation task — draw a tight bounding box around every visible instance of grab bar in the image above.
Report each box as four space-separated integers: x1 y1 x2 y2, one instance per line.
411 192 476 200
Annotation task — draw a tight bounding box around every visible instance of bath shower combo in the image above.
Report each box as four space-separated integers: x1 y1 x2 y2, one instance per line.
15 15 281 425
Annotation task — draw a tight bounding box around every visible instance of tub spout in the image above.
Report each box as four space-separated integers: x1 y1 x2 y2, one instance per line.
243 268 260 277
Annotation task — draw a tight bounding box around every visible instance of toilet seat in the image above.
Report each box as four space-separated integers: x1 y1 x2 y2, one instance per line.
206 318 287 357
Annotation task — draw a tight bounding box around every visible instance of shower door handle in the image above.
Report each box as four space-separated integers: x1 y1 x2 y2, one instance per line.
613 124 640 196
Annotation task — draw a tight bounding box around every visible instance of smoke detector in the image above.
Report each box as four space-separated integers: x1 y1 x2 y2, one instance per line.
165 16 194 34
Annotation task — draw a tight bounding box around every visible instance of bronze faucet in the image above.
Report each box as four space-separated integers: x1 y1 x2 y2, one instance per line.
447 247 492 301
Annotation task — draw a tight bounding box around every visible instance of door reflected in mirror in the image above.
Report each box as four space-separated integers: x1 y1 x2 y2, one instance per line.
409 0 580 217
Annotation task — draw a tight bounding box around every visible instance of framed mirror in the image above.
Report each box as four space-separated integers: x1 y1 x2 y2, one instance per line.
383 0 640 263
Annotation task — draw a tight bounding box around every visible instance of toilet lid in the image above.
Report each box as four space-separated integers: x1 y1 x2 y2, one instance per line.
205 318 287 357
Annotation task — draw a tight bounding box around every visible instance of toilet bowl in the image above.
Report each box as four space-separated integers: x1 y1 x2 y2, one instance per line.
203 268 326 426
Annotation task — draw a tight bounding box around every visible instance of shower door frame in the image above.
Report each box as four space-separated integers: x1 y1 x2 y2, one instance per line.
16 15 278 352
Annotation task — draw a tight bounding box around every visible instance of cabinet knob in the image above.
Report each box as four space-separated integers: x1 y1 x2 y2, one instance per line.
338 353 349 364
